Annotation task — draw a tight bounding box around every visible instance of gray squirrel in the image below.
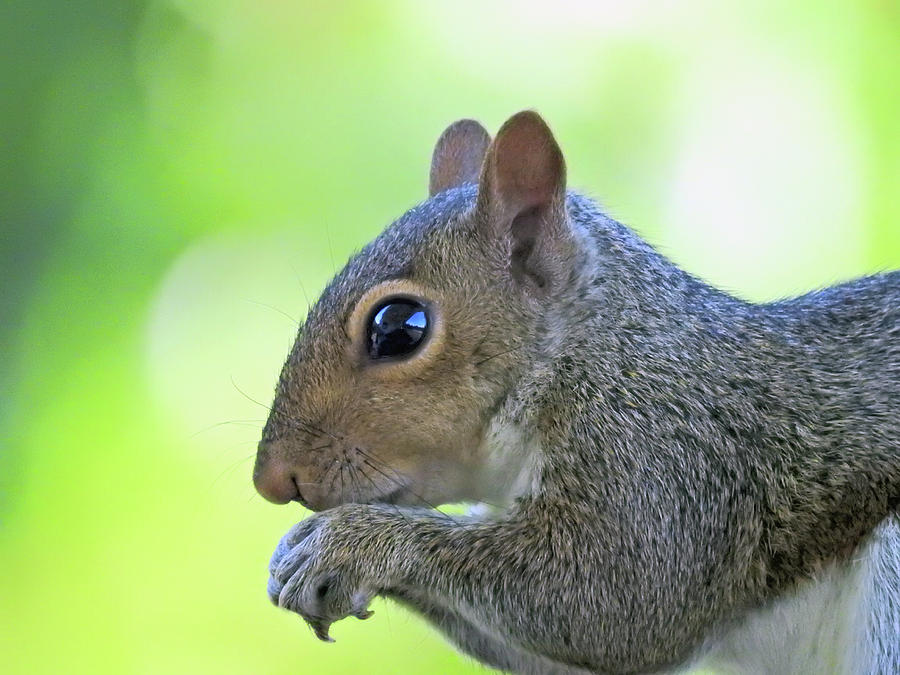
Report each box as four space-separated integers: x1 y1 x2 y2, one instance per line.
253 111 900 674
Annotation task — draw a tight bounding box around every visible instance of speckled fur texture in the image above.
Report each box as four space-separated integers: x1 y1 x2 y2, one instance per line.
257 113 899 674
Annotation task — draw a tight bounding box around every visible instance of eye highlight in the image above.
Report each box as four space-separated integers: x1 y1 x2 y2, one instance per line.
366 299 429 360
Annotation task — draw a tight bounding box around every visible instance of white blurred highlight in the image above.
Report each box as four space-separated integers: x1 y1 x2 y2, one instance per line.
661 61 864 300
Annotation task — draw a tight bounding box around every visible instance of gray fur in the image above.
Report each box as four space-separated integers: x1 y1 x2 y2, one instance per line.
258 154 899 671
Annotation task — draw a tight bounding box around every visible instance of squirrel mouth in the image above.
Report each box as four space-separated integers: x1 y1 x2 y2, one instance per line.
290 477 313 509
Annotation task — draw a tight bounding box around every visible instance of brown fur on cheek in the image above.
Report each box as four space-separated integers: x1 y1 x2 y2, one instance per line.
333 352 491 507
263 278 499 510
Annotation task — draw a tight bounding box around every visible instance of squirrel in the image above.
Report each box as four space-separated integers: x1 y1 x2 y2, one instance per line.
253 111 900 674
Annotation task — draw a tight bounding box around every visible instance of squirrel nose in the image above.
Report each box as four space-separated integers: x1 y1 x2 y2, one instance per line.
253 442 299 505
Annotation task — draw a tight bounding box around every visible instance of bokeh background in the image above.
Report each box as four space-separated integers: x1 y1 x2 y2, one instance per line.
2 1 898 673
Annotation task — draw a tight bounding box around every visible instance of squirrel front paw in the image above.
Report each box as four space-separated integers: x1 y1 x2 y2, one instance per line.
267 508 378 642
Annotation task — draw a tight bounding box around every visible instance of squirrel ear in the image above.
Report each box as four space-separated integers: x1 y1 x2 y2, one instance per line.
476 111 570 294
429 119 492 197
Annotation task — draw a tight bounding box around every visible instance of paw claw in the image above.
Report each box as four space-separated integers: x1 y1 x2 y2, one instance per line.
354 609 374 620
312 621 334 643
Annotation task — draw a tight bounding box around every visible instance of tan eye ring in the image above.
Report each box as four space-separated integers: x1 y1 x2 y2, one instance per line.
346 280 446 377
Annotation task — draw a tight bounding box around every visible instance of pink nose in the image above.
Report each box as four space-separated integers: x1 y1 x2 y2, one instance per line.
253 444 299 504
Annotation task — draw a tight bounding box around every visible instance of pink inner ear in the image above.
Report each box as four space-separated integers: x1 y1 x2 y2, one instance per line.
475 112 572 294
492 115 564 212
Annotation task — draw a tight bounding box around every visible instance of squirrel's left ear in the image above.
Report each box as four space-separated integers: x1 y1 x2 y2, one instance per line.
476 111 572 295
429 119 492 197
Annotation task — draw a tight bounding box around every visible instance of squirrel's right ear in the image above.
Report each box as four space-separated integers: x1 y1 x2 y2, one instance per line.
476 111 572 295
429 119 492 197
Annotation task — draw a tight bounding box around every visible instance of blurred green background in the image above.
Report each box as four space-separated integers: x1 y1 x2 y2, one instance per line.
1 1 898 673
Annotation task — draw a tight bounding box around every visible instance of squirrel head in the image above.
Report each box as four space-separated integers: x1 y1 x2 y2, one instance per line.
253 111 581 511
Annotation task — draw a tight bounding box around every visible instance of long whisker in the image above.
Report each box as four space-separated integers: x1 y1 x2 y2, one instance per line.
191 419 265 440
243 298 301 326
231 377 274 412
361 447 502 518
347 459 365 504
357 451 460 526
230 376 349 447
475 345 523 367
286 259 313 312
325 225 336 273
279 415 342 442
352 459 383 494
354 462 412 527
355 448 408 485
471 309 497 359
346 460 358 503
359 457 406 492
229 378 323 440
256 408 344 448
292 480 328 487
211 452 257 489
327 457 343 500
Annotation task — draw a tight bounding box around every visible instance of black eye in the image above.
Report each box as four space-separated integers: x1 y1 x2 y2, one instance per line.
367 299 429 360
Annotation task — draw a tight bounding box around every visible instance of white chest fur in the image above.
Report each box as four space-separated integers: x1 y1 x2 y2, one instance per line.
696 515 900 675
476 418 544 506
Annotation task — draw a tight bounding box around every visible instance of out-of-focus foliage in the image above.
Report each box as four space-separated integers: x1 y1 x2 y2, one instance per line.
1 1 897 673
